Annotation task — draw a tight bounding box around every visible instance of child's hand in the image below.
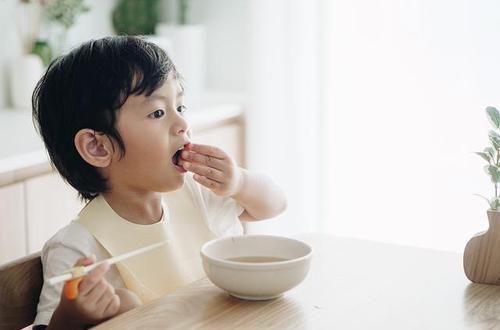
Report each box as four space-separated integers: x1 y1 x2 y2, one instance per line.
115 288 142 314
179 143 243 197
50 255 120 328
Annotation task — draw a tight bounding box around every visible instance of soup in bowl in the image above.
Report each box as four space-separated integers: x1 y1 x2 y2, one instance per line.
200 235 312 300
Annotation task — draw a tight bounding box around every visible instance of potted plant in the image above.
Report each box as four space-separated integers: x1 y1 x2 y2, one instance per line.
112 0 161 36
464 106 500 284
44 0 90 57
11 0 45 110
10 0 89 110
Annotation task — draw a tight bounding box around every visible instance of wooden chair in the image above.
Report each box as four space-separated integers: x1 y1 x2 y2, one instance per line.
0 253 43 330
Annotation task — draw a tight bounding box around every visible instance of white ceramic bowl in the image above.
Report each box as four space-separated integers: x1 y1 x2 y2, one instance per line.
200 235 312 300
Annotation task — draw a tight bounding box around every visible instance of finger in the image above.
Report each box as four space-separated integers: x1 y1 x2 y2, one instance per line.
78 262 110 296
180 150 226 171
193 174 222 190
187 143 226 160
84 279 109 304
64 255 97 300
95 287 117 314
182 162 224 182
103 294 121 317
74 254 96 267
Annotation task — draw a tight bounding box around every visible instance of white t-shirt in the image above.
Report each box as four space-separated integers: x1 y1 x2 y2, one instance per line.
34 174 244 326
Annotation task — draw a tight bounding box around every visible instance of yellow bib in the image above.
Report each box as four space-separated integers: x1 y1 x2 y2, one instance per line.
76 186 215 303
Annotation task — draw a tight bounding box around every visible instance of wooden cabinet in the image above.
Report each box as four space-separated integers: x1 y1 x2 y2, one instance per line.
194 123 244 166
25 172 84 253
0 183 26 264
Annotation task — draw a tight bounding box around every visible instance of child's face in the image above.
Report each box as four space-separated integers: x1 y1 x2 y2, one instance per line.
107 78 190 193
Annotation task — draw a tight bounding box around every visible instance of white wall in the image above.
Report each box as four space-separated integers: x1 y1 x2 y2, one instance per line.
243 0 321 236
321 0 500 252
0 0 24 107
161 0 249 93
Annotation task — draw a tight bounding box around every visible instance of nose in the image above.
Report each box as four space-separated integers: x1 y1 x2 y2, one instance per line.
172 111 189 137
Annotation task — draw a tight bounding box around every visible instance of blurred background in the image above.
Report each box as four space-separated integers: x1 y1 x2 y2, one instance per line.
1 0 499 264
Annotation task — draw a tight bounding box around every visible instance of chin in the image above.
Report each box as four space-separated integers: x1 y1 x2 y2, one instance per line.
161 174 185 192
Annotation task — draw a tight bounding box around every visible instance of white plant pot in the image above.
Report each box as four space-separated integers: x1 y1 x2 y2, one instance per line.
10 54 44 110
156 24 206 109
144 35 173 56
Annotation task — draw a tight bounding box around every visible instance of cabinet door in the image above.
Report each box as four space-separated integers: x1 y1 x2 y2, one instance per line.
0 182 26 264
193 123 244 166
25 172 84 253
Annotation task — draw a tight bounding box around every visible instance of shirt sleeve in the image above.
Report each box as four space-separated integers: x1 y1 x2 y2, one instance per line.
186 174 244 237
33 241 85 326
33 222 125 326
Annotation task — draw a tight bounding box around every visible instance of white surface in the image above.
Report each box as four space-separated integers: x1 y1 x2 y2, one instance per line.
320 0 500 253
163 0 250 93
0 110 45 159
240 0 498 253
156 24 206 109
244 0 321 238
10 54 44 110
201 235 312 300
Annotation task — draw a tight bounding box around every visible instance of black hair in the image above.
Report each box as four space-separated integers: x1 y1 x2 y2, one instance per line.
32 35 180 201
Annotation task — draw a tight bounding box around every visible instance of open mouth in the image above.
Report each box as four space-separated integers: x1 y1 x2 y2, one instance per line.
172 144 188 172
172 149 181 166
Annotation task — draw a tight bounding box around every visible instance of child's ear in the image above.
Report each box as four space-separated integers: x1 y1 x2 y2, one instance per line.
74 129 114 168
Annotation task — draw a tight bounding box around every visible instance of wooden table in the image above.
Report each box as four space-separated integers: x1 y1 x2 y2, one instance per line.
93 233 500 329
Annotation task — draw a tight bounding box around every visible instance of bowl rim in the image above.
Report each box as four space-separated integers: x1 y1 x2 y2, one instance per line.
200 234 313 269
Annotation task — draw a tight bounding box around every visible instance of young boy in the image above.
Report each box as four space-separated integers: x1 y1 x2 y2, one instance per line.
32 36 286 329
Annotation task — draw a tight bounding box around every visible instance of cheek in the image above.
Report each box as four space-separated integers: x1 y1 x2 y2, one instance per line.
122 132 169 163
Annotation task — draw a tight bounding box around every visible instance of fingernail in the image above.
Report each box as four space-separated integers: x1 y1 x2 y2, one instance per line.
182 151 189 159
184 162 191 169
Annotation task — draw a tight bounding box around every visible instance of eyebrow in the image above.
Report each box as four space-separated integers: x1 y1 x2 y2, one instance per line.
144 90 184 104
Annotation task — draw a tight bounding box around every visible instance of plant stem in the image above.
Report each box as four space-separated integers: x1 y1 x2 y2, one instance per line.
495 149 500 200
179 0 188 25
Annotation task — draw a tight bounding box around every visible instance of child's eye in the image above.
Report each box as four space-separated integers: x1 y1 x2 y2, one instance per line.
149 109 165 119
177 105 187 114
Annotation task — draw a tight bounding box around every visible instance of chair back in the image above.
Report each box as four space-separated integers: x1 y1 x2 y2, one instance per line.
0 253 43 330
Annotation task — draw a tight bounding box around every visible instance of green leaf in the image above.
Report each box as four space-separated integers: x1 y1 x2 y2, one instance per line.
474 193 499 210
485 147 496 160
489 130 500 139
475 194 489 202
476 152 492 163
485 165 500 183
490 197 500 210
489 130 500 149
487 106 500 129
